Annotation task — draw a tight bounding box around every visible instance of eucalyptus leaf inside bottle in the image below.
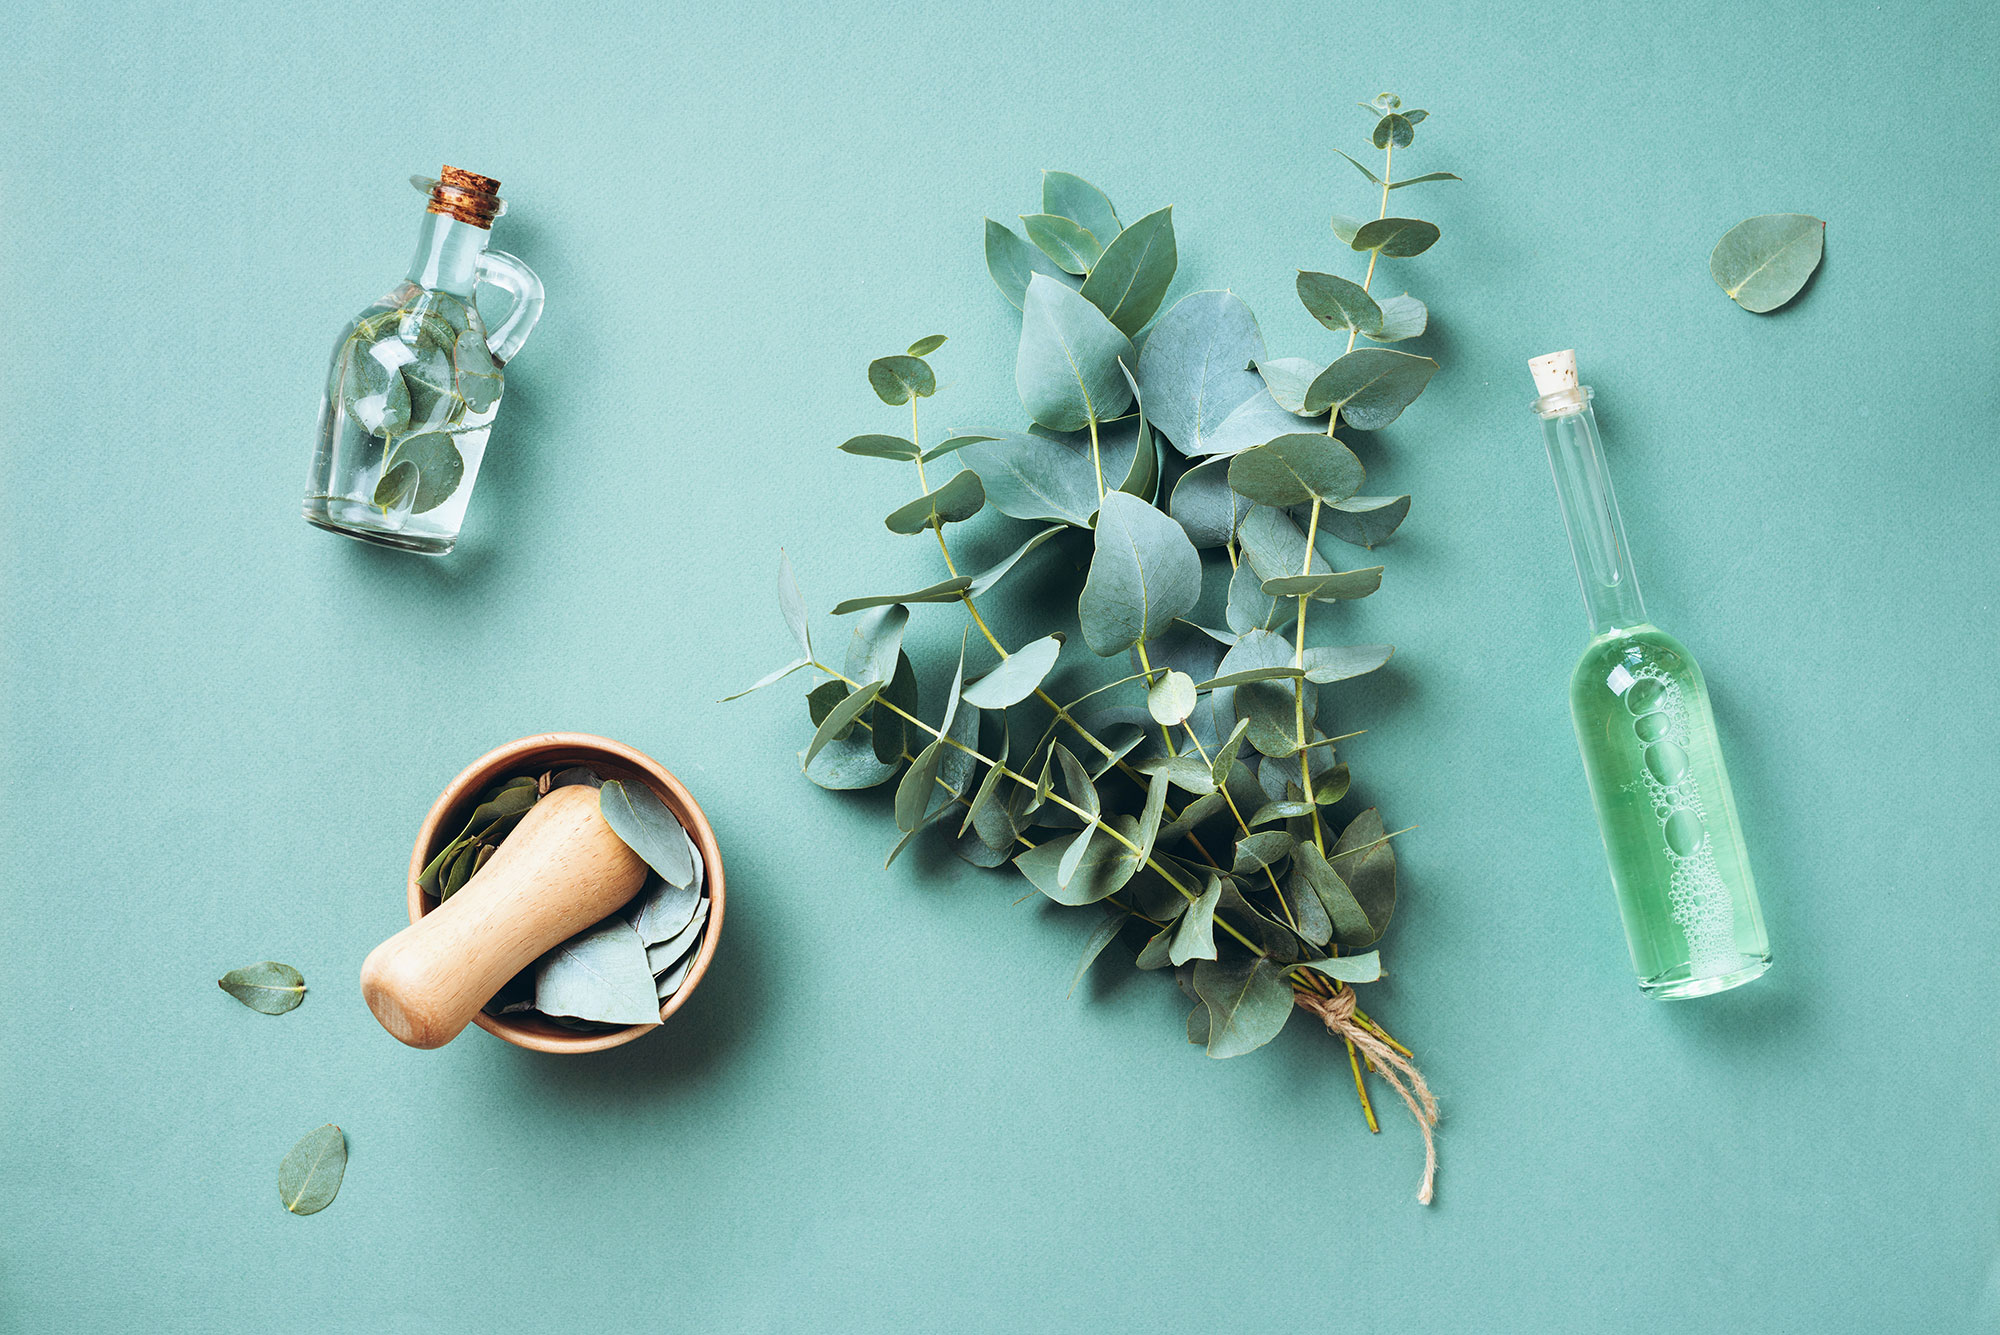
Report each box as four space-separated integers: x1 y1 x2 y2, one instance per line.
302 166 542 555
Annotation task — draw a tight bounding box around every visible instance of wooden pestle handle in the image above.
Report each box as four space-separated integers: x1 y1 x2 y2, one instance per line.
361 783 650 1048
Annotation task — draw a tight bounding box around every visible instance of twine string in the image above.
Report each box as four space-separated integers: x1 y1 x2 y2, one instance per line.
1296 987 1439 1204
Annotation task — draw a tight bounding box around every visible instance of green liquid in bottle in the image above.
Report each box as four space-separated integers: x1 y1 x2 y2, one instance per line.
1571 626 1770 996
1531 351 1771 997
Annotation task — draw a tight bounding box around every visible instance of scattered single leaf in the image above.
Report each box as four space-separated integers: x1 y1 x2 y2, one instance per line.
278 1124 347 1216
218 961 306 1015
1709 213 1825 313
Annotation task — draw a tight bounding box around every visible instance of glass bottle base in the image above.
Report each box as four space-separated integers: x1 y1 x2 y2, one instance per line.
303 505 455 555
1640 953 1772 999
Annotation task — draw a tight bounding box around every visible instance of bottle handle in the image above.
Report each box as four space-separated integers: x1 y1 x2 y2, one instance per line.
474 249 544 366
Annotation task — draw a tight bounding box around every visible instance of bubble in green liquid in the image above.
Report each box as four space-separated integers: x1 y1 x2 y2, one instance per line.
1626 678 1667 715
1664 807 1705 856
1634 712 1671 743
1644 739 1689 785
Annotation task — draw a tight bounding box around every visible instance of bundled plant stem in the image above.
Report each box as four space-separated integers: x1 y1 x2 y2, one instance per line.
734 96 1456 1201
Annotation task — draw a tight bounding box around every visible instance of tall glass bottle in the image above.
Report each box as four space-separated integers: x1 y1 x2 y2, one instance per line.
1530 350 1770 998
303 166 543 554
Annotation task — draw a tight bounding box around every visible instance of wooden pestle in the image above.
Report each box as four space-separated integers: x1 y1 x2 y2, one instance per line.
361 783 650 1048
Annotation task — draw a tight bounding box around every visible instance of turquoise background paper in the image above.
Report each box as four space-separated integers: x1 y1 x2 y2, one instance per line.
4 0 1997 1330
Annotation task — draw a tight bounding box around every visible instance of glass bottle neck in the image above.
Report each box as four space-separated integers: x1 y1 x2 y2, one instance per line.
406 210 488 298
1537 391 1648 637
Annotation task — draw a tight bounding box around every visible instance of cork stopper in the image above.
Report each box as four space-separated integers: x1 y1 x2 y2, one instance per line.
426 165 503 229
1528 349 1578 396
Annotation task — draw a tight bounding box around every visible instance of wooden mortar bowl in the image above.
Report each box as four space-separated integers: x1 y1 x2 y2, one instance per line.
406 732 724 1054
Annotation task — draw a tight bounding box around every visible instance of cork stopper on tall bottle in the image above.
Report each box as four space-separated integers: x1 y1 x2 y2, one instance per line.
426 166 503 229
1528 348 1579 396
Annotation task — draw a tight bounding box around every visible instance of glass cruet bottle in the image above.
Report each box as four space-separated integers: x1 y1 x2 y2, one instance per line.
302 165 543 555
1530 349 1771 998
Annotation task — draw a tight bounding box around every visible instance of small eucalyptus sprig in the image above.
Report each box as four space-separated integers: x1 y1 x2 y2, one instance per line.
734 98 1456 1201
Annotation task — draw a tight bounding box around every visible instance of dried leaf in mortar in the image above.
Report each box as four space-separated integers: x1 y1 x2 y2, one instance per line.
598 780 694 886
550 766 603 789
646 897 710 975
278 1123 347 1215
631 875 701 946
532 917 661 1025
218 961 307 1015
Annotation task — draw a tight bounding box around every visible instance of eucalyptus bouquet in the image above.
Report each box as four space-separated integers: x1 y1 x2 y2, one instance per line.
736 95 1454 1200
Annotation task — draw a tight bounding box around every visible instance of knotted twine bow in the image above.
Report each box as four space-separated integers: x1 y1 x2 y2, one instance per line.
1295 987 1439 1204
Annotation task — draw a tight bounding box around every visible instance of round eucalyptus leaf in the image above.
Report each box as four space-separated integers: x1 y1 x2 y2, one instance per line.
1042 170 1121 247
278 1124 347 1216
1078 492 1202 656
1302 348 1438 428
1016 274 1136 433
868 355 936 405
1227 434 1366 508
1021 213 1104 275
1296 270 1383 335
1709 213 1825 313
1147 670 1197 726
393 433 465 513
372 459 418 513
1350 216 1439 258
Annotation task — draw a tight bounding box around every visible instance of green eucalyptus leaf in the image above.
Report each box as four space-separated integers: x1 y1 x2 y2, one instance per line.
967 526 1066 597
907 334 948 357
1350 216 1439 258
1142 753 1217 796
956 428 1098 527
842 604 910 686
960 725 1012 842
1146 670 1197 726
1324 494 1411 548
1330 808 1397 946
1022 213 1104 275
1226 433 1366 508
1078 206 1176 336
1283 861 1335 947
1259 568 1383 601
1017 274 1136 432
884 469 985 534
802 727 899 790
340 336 411 435
1252 358 1325 416
919 432 1000 464
1371 113 1415 149
1210 717 1252 789
985 218 1077 310
1368 294 1428 342
1225 561 1293 636
803 679 885 765
1237 505 1332 581
1135 290 1269 457
1303 643 1394 683
1197 388 1310 458
1709 213 1825 312
806 679 849 730
441 840 479 899
962 633 1063 709
218 961 306 1015
719 656 811 702
1056 744 1100 824
1169 457 1250 548
839 433 921 461
1250 799 1314 826
534 916 661 1025
1114 364 1158 502
1133 768 1170 864
1303 348 1438 427
598 781 695 885
1070 911 1130 996
1169 876 1223 965
868 355 937 405
1232 829 1294 874
1388 171 1459 190
1079 492 1203 656
1293 840 1377 948
1015 814 1142 905
830 577 973 614
372 459 418 512
1192 957 1294 1058
389 433 464 512
1292 951 1382 984
1296 270 1384 335
1136 920 1178 970
278 1124 347 1215
1329 214 1363 245
871 651 919 765
1197 665 1307 689
1158 790 1227 844
1313 763 1351 806
1042 170 1121 243
894 737 946 832
1334 149 1383 185
778 550 812 657
1056 815 1099 891
1216 877 1301 963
